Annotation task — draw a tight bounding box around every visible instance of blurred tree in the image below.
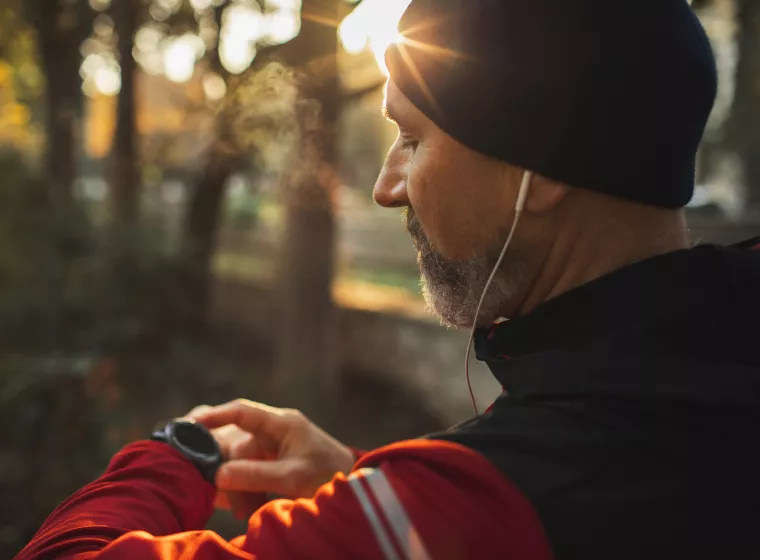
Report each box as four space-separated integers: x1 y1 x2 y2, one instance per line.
269 0 345 409
691 0 760 215
24 0 94 206
110 0 141 225
725 0 760 214
0 62 40 153
0 0 44 116
181 0 245 327
259 0 382 409
178 0 382 385
108 0 201 225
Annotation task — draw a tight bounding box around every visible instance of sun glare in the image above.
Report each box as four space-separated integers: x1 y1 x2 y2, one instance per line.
163 35 198 83
339 0 411 74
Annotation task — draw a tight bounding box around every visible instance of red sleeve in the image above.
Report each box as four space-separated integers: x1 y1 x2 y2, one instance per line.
350 447 368 463
17 440 553 560
16 441 215 560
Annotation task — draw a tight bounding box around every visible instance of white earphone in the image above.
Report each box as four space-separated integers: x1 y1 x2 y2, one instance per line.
464 170 534 414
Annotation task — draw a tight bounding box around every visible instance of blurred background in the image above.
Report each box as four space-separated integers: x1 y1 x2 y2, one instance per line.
0 0 758 554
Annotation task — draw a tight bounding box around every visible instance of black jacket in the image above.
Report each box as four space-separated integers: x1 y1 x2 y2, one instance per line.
431 238 760 559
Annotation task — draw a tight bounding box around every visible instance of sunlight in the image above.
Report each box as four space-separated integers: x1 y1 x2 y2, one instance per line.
267 0 302 10
189 0 212 10
262 11 301 45
339 0 411 74
203 72 227 101
219 4 262 74
163 35 198 83
94 64 121 96
81 53 122 97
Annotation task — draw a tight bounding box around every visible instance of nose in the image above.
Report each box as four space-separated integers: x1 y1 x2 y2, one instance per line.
373 159 410 208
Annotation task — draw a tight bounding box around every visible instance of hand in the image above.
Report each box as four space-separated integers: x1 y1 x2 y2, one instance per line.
188 400 355 516
186 406 271 519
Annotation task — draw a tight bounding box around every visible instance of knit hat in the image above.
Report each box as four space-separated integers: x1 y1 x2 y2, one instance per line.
385 0 718 208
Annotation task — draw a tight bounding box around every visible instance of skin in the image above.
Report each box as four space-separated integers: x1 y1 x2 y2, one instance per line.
374 80 691 325
192 79 692 518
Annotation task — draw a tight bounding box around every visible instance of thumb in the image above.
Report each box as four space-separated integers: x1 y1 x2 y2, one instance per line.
216 459 306 497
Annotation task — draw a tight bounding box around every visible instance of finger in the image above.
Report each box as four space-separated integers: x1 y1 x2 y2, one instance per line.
229 433 258 460
213 425 250 459
194 400 295 440
216 459 304 497
229 433 279 462
187 405 214 420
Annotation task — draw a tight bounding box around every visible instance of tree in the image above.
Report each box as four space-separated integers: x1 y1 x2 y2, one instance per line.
181 1 246 326
259 0 383 410
690 0 760 216
110 0 141 225
725 0 760 215
24 0 94 206
269 0 345 410
178 0 382 408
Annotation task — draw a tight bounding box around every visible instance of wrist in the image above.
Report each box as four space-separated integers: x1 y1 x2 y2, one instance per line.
108 441 216 531
151 419 223 485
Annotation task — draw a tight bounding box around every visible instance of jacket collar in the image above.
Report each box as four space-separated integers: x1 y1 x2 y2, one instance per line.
475 247 702 363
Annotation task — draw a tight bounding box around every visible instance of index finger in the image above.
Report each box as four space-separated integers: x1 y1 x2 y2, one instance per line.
193 399 291 439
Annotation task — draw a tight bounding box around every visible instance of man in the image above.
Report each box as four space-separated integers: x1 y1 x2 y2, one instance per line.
18 0 760 558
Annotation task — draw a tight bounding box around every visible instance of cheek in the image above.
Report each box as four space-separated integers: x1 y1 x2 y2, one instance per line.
407 150 478 260
407 147 513 261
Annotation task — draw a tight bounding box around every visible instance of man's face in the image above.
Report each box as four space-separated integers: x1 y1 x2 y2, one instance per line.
374 82 537 328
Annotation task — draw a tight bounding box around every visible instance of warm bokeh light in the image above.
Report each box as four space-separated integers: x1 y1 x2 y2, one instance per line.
94 65 122 96
202 72 227 101
261 11 301 45
268 0 302 10
164 34 204 83
339 0 411 74
81 53 122 97
189 0 212 11
88 0 111 11
219 4 262 74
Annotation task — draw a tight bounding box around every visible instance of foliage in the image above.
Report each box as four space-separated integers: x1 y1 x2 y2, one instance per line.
0 62 42 154
0 151 210 557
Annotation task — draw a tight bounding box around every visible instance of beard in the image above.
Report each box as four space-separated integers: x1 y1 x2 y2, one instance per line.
405 208 530 329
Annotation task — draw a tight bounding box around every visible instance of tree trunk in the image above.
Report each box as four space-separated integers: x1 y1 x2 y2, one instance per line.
727 0 760 215
110 0 140 224
31 0 87 206
274 0 342 413
181 134 237 329
178 3 237 330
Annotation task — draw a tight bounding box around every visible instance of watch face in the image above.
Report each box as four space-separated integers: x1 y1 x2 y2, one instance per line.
174 422 218 456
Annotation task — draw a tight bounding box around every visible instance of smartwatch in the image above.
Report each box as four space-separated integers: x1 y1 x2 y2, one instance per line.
151 419 223 485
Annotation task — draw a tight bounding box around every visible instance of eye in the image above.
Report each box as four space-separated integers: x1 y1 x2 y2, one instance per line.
400 136 419 152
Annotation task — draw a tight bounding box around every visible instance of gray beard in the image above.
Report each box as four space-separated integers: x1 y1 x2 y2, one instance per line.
406 209 529 329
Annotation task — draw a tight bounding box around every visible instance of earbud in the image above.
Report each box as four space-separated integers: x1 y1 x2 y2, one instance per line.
464 170 534 414
515 171 534 213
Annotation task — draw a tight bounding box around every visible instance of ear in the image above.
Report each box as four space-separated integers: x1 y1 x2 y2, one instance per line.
524 174 570 214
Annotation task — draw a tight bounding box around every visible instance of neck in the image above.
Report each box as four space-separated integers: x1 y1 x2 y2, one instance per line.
515 194 690 317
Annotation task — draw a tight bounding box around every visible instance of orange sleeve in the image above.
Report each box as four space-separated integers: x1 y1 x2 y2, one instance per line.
17 440 553 559
85 476 386 560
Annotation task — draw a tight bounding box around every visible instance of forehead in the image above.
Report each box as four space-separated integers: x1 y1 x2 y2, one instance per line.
383 80 432 130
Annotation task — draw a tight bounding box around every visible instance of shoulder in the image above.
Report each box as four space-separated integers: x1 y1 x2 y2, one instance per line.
349 439 553 559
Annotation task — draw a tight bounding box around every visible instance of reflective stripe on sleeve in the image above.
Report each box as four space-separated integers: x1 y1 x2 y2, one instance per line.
348 467 432 560
362 468 432 560
348 469 401 560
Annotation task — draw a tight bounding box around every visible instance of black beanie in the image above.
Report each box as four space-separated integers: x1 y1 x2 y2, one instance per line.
385 0 718 208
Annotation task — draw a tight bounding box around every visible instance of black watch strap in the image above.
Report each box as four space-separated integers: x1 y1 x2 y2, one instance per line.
151 419 222 485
